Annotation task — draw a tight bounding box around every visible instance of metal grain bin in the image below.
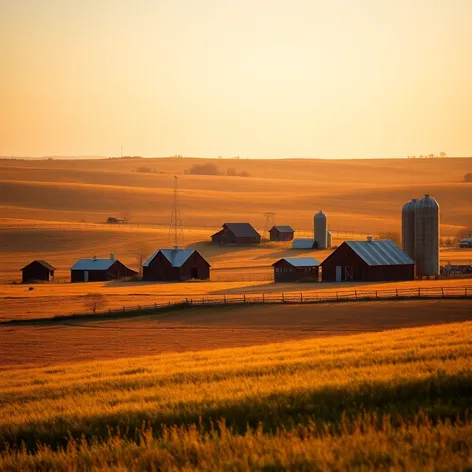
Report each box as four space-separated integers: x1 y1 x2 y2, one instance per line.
415 194 440 277
314 211 327 249
401 199 417 261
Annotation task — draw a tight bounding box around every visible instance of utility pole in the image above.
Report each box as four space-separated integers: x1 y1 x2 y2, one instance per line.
169 176 184 247
263 212 276 241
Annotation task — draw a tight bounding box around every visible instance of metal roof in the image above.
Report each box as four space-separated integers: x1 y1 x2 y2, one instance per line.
271 225 294 233
345 240 414 266
273 257 320 267
292 238 315 249
143 249 205 268
70 258 116 271
222 223 260 238
21 260 56 271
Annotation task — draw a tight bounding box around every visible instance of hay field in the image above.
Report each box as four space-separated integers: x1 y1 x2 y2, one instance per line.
0 320 471 470
1 299 471 368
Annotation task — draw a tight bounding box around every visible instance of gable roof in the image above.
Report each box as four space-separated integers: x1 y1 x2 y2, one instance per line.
143 249 209 268
273 257 320 267
71 258 117 271
223 223 260 238
271 225 294 233
292 238 316 249
21 260 56 271
344 240 414 266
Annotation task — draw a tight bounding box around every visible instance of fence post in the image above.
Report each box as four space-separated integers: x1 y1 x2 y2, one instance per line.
336 292 339 300
355 290 357 300
244 294 246 304
202 297 204 304
155 303 157 308
300 292 303 303
224 295 227 304
396 288 398 297
262 293 265 303
282 293 285 303
376 290 378 299
441 287 444 298
123 306 125 312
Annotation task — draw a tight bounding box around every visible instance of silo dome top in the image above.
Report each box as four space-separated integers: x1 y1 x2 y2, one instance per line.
416 194 439 209
315 210 327 219
402 199 417 212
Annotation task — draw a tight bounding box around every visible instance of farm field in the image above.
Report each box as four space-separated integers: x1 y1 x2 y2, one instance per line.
0 320 471 470
1 299 471 368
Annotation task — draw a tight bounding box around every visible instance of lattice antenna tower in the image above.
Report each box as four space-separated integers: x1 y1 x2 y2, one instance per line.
168 176 184 247
263 212 276 240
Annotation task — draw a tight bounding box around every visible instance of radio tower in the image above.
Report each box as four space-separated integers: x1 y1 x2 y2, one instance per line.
168 176 184 247
263 212 276 241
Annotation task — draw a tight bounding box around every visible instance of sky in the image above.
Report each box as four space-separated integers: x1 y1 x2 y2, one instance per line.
1 0 471 159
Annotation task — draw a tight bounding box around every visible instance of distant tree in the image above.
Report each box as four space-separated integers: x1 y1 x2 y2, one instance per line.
428 154 436 159
83 293 107 314
464 173 472 182
187 162 220 176
133 243 152 276
378 231 401 246
226 167 237 176
239 170 251 177
439 152 446 158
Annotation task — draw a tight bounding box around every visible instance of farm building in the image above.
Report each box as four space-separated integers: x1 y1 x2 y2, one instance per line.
142 248 210 281
106 216 126 224
272 257 320 282
71 255 137 282
21 260 55 283
459 238 472 248
211 223 261 245
292 238 317 249
269 226 294 241
441 264 472 276
321 238 415 282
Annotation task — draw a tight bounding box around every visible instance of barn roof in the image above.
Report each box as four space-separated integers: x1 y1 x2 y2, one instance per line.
273 257 320 267
292 238 315 249
223 223 260 238
71 258 117 271
271 225 294 233
21 260 56 271
143 249 208 268
344 240 414 266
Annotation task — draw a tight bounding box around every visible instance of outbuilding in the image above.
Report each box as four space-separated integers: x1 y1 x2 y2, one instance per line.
292 238 317 249
142 248 210 281
272 257 321 282
321 238 414 282
70 255 137 282
211 223 261 245
21 260 55 283
269 226 294 241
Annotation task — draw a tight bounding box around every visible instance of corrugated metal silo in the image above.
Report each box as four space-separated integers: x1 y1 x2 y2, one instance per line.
415 194 440 277
314 211 327 249
327 230 332 248
401 199 417 260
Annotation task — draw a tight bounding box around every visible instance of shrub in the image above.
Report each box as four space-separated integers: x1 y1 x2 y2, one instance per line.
464 172 472 182
187 162 220 176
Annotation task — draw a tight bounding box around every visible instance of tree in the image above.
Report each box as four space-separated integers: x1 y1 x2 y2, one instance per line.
187 162 220 175
83 293 107 314
464 173 472 182
439 152 446 158
226 167 237 176
378 231 401 246
133 243 151 276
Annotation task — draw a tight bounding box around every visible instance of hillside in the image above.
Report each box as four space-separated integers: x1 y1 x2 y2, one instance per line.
0 321 471 470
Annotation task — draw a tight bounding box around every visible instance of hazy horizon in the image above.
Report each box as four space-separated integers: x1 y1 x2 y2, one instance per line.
2 0 471 158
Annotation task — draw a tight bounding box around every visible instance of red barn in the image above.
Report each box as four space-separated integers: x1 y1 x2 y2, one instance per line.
71 256 137 282
21 260 55 283
272 257 320 282
142 248 210 281
269 226 294 241
211 223 261 245
321 238 414 282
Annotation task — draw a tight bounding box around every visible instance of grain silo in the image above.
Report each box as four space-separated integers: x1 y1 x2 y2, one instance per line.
401 199 417 260
327 230 332 248
314 211 327 249
415 194 440 277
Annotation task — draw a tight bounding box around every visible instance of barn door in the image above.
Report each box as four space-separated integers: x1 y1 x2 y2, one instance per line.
345 266 354 281
335 266 342 282
84 271 89 282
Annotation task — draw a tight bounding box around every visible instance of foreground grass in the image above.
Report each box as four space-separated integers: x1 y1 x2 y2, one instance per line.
1 322 471 470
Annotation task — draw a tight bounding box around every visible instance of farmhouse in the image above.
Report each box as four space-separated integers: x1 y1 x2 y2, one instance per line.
21 260 55 283
272 257 320 282
142 248 210 281
292 238 317 249
211 223 261 245
269 226 294 241
321 238 415 282
71 255 137 282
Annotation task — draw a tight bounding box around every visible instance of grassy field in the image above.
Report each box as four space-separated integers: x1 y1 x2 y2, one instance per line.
0 320 471 470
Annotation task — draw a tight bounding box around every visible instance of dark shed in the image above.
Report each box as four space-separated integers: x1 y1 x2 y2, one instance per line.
269 226 294 241
70 256 137 282
321 238 415 282
211 223 261 245
21 260 55 283
142 248 210 281
272 257 320 282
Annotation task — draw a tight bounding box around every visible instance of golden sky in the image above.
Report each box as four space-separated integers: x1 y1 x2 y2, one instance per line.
1 0 471 158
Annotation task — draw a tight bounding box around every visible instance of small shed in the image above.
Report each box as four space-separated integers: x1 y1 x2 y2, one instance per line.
21 260 55 283
292 238 317 249
321 238 415 282
211 223 261 245
71 255 137 282
142 248 210 281
269 226 294 241
272 257 320 282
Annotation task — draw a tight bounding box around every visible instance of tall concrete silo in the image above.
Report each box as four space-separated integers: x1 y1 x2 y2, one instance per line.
314 210 327 249
415 194 440 277
401 199 417 260
327 230 332 248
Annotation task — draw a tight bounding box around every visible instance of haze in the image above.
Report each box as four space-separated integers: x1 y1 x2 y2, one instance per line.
1 0 471 158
